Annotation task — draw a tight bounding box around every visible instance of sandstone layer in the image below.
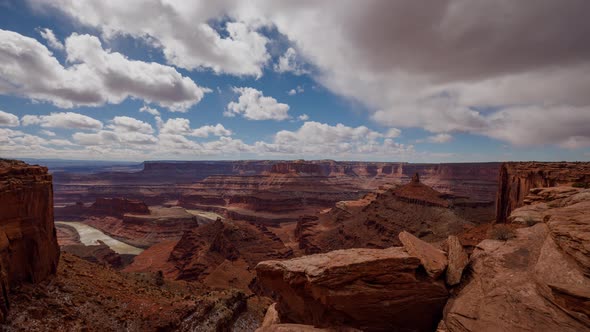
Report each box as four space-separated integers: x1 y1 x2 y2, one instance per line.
53 161 500 225
295 177 476 254
496 162 590 222
256 246 449 332
0 159 60 321
3 253 247 331
443 186 590 331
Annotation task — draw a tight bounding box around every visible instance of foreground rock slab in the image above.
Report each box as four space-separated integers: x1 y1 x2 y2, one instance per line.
445 235 468 286
399 231 448 279
444 224 589 331
256 247 448 332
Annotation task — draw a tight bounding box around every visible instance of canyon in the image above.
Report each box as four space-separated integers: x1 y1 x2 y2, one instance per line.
1 159 589 331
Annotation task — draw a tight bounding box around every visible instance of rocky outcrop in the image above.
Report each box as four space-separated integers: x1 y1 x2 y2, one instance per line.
399 231 448 278
269 162 325 176
53 161 500 226
166 220 293 289
296 182 473 254
443 186 590 331
61 242 123 268
496 162 590 222
256 246 449 331
0 159 60 321
445 235 468 286
4 253 247 331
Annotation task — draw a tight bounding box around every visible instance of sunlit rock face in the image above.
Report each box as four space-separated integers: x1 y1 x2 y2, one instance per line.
0 159 60 321
444 185 590 331
496 161 590 223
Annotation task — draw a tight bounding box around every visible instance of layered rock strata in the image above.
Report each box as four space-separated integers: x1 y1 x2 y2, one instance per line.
0 160 60 321
496 162 590 222
256 236 451 332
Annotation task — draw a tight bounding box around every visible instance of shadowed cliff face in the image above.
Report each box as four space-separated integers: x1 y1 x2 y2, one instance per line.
496 162 590 222
0 159 60 321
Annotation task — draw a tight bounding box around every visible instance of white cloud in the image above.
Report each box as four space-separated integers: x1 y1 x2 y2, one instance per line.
29 1 270 77
192 124 232 138
160 118 231 137
40 129 56 136
385 128 401 138
275 47 308 75
24 1 590 147
0 110 19 127
288 85 304 96
21 112 102 130
255 121 413 157
297 114 309 121
139 105 160 116
426 133 453 144
37 27 64 50
0 29 208 111
73 130 157 146
107 116 154 134
225 87 289 121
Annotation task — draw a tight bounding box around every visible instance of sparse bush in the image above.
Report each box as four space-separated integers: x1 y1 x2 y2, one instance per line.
572 182 589 188
490 225 516 241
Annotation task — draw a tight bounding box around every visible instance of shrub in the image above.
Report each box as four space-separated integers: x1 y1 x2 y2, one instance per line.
572 182 589 188
490 225 516 241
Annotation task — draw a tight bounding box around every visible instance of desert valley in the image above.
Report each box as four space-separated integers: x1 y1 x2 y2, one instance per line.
1 1 590 331
1 158 589 331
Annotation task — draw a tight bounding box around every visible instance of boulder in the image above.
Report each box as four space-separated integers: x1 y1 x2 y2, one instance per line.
445 235 468 286
256 247 448 332
443 224 590 331
399 231 448 278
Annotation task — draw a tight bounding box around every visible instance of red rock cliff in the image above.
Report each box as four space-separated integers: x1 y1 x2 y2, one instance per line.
496 162 590 222
0 160 60 321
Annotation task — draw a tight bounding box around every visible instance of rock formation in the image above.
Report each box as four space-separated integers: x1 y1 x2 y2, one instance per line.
295 178 474 254
5 253 248 331
443 185 590 331
125 219 294 293
496 162 590 222
53 161 500 225
0 159 60 321
445 235 468 286
256 238 450 331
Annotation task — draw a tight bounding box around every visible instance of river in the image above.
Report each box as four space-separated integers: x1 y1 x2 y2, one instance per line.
55 221 143 255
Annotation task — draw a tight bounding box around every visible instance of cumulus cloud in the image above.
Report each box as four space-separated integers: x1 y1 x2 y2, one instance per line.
160 118 232 138
275 48 308 75
192 124 232 138
385 128 401 138
37 27 64 50
107 116 154 134
73 130 157 146
21 112 103 130
417 133 453 144
0 29 209 111
40 129 56 136
297 114 309 121
288 85 304 96
29 0 270 77
255 121 412 157
225 87 289 120
16 1 590 152
0 110 19 127
139 105 160 116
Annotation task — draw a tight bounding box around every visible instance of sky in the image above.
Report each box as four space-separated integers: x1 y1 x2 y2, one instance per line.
1 0 589 162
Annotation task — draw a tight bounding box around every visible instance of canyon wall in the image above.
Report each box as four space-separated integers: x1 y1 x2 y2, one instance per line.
0 160 60 321
496 162 590 222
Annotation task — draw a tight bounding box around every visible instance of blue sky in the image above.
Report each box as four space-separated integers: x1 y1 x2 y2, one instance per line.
1 1 589 162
